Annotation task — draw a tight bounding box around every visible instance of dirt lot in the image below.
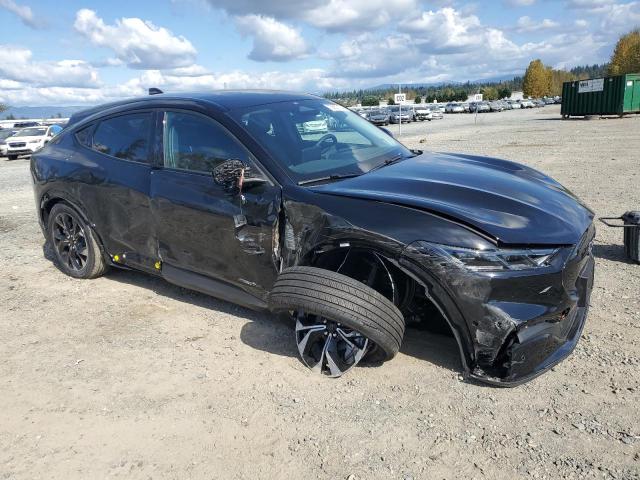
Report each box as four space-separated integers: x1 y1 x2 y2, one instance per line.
1 105 639 480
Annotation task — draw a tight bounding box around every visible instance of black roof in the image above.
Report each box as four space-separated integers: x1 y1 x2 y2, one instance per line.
67 90 319 127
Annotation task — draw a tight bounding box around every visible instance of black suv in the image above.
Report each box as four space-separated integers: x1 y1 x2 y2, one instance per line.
31 90 595 385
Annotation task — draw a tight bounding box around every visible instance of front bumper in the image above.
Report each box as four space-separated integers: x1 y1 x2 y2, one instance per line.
401 226 595 386
7 148 37 156
469 254 594 386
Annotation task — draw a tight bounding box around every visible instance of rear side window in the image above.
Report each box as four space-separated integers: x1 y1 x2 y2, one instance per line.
163 111 249 172
75 126 93 147
92 113 152 163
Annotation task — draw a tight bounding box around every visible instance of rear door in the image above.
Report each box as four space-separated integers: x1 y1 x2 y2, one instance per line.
74 111 157 265
150 109 281 294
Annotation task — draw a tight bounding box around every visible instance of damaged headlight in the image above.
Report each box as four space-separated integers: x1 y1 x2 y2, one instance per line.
414 242 560 272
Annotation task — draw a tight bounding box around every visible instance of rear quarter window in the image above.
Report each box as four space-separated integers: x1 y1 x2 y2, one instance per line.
75 125 93 147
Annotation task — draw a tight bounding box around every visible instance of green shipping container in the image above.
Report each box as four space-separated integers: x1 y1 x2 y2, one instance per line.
561 73 640 118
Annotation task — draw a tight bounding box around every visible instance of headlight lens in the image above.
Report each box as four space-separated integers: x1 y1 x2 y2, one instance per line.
415 242 559 272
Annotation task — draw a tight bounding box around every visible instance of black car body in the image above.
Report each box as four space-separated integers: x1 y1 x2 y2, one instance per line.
31 91 595 385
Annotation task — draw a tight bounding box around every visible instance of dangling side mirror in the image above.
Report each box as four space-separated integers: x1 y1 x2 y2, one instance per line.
212 159 267 194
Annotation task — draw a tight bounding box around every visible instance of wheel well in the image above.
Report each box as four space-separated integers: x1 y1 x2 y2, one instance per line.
308 246 453 336
40 197 107 256
41 197 65 227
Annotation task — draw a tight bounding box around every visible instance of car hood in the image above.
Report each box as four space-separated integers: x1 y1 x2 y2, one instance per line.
313 152 594 246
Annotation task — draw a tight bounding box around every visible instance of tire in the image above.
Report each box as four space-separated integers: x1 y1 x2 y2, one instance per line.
8 155 17 160
47 203 108 279
269 266 405 360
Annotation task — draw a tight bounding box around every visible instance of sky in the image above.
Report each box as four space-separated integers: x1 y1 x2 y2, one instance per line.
0 0 638 106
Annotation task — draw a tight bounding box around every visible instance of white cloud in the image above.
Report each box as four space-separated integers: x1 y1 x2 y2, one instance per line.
0 0 39 28
207 0 418 32
505 0 536 5
73 9 197 69
304 0 417 32
330 33 420 78
566 0 615 8
516 16 560 32
205 0 326 19
591 1 640 34
0 45 99 88
401 8 485 53
235 15 310 61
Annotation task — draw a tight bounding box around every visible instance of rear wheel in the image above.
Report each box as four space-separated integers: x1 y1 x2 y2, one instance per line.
269 266 405 377
47 203 108 279
8 155 17 160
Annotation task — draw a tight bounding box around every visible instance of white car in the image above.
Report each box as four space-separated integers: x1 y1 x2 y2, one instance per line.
5 124 63 160
413 106 433 121
445 103 465 113
520 99 535 109
302 117 328 134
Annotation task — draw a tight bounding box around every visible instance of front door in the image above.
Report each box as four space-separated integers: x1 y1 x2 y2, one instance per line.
150 110 281 296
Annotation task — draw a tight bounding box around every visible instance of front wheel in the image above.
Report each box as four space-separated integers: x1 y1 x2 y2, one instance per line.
269 267 405 377
47 203 108 279
7 155 17 160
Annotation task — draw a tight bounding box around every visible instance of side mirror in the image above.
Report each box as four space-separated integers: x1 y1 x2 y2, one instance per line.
379 127 394 138
212 159 267 194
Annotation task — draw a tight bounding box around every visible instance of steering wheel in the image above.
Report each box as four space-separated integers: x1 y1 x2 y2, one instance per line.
314 134 337 152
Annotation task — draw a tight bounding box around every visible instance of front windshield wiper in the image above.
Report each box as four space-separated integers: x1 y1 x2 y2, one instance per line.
297 173 361 186
369 153 414 172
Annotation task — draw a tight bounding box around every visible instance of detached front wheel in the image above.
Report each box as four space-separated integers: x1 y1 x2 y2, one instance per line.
269 267 405 377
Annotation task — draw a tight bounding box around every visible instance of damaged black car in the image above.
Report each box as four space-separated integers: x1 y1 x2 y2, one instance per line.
30 90 595 385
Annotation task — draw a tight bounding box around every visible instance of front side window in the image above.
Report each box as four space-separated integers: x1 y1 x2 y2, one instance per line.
163 111 250 172
92 113 152 163
230 99 412 183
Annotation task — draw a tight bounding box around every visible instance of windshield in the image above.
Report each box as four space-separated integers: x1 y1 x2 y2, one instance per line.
231 99 412 183
18 127 47 136
0 130 17 140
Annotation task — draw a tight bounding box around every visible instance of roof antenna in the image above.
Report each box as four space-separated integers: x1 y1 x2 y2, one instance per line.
148 87 163 95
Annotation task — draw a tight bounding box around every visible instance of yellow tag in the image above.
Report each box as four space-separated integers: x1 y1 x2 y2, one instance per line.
113 254 120 262
154 261 161 270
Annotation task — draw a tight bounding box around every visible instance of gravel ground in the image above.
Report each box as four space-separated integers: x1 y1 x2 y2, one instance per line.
0 105 639 480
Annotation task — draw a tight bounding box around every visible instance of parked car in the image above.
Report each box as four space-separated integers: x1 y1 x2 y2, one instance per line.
469 101 490 113
388 106 412 123
426 104 444 119
445 102 465 113
508 100 522 109
533 99 546 108
366 109 390 126
413 106 433 121
543 97 556 105
520 99 535 108
0 128 20 157
301 115 328 134
31 90 595 385
488 101 505 112
13 121 40 128
5 124 63 160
